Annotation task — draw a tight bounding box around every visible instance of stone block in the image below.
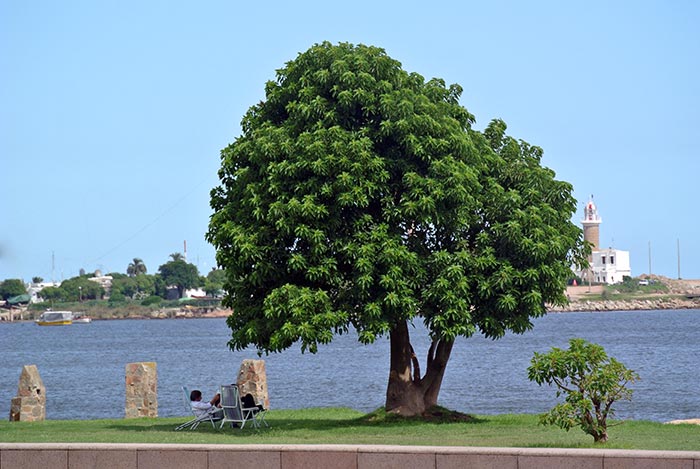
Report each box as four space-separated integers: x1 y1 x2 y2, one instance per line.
10 396 45 422
517 455 602 469
125 362 158 418
604 457 694 469
282 450 357 469
137 449 208 469
237 359 270 409
437 453 518 469
68 449 137 469
358 451 435 469
9 365 45 422
209 449 281 468
1 449 67 468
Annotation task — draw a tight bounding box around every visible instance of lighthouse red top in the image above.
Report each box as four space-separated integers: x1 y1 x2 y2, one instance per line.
582 195 601 223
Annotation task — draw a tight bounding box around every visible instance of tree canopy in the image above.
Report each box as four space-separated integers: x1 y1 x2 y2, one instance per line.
112 274 155 299
0 279 27 301
158 258 200 298
56 276 105 301
127 258 147 277
204 268 226 297
207 42 586 415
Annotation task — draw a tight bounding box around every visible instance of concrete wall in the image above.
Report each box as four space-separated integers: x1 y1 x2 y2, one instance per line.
1 444 699 469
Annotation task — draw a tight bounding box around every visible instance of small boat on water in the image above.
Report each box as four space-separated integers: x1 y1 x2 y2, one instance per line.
73 314 92 324
36 311 73 326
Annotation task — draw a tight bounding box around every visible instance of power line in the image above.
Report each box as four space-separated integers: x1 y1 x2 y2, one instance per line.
91 176 211 263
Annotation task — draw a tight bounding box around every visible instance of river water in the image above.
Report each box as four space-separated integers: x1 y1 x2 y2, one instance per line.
0 309 698 422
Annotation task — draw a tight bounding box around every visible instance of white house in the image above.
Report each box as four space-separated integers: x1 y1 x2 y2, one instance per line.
590 248 631 284
26 281 61 303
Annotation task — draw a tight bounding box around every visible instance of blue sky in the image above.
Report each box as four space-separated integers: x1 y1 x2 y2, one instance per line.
1 1 698 283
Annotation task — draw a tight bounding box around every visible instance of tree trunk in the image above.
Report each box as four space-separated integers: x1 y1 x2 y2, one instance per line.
385 320 454 416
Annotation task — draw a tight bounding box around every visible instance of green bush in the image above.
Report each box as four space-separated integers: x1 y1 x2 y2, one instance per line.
107 292 127 306
141 295 162 306
528 338 639 443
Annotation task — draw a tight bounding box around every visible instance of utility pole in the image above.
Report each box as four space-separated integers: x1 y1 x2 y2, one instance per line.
677 238 681 279
648 242 652 276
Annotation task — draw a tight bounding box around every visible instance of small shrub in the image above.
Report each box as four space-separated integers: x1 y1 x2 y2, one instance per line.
527 338 639 443
141 295 162 306
108 292 126 305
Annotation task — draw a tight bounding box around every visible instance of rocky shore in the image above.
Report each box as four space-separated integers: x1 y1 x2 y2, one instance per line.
549 276 700 313
550 296 700 312
125 306 232 319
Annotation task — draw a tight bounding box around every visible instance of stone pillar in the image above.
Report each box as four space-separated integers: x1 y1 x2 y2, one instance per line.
9 365 46 422
236 359 270 409
125 362 157 418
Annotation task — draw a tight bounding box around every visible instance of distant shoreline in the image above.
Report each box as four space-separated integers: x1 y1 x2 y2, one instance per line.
4 302 699 324
550 276 700 312
549 298 700 313
3 275 700 321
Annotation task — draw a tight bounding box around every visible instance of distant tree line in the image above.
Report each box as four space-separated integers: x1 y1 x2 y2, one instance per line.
0 254 226 305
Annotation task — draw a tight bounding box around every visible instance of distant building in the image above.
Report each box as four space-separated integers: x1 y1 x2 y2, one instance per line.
88 270 113 297
26 281 61 304
184 287 207 299
577 196 631 284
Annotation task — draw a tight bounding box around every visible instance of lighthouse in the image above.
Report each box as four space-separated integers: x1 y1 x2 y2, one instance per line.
577 195 631 284
582 195 601 251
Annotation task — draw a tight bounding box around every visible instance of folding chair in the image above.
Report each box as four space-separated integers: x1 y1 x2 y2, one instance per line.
219 384 261 429
174 386 221 431
241 391 269 428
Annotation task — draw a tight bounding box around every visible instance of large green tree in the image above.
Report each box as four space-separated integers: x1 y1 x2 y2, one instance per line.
111 274 156 299
204 268 226 297
207 42 586 415
59 276 105 301
38 286 63 302
0 279 27 301
158 258 200 298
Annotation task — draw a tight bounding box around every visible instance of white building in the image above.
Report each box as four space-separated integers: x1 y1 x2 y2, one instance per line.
577 196 631 285
590 248 631 284
88 270 113 296
26 281 61 303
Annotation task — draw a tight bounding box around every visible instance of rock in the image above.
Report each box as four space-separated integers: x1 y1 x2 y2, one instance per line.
665 419 700 425
9 365 45 422
237 359 270 410
125 362 157 418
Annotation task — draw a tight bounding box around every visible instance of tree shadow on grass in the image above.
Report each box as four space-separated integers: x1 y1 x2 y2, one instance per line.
359 406 487 426
250 406 488 432
108 406 488 436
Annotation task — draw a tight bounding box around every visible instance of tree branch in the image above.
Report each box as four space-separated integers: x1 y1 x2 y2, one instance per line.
551 377 576 394
410 344 421 383
427 339 437 369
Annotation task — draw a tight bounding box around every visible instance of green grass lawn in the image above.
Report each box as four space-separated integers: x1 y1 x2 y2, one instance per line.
1 409 698 451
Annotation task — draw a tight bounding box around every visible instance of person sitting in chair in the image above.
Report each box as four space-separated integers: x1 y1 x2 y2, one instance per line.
241 392 264 411
190 389 222 417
